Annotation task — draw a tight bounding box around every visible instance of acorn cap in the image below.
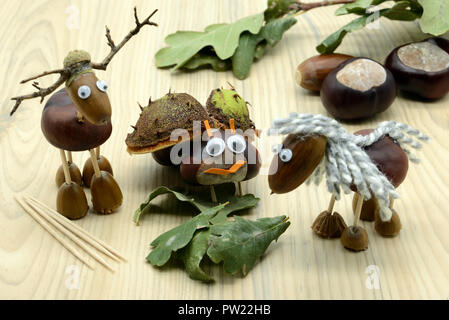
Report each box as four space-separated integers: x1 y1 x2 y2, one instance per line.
341 226 369 252
312 211 347 239
126 93 210 154
206 88 255 132
63 50 91 68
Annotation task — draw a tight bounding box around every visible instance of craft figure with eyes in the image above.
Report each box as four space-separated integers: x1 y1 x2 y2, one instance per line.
125 88 261 201
9 8 158 220
268 113 428 252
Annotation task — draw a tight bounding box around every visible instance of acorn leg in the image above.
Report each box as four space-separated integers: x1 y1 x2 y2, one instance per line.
210 185 218 203
341 193 368 251
82 146 113 188
312 193 347 239
88 149 123 215
237 182 243 197
55 151 82 187
375 196 402 237
352 193 377 222
56 149 88 220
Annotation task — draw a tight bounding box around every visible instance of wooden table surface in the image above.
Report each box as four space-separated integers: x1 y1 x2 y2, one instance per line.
1 0 448 300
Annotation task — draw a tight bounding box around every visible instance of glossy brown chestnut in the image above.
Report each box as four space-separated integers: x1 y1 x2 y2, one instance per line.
355 129 408 188
56 182 89 220
82 156 113 188
296 53 353 91
340 226 368 252
56 162 82 187
90 171 123 214
152 147 177 167
321 58 396 120
42 89 112 151
243 142 261 181
269 135 327 194
385 37 449 100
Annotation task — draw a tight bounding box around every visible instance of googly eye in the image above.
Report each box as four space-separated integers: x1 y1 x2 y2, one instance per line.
205 138 226 157
226 135 246 154
78 85 91 99
271 144 283 155
279 149 292 162
96 79 108 93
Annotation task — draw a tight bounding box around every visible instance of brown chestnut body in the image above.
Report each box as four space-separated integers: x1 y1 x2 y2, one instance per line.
269 135 327 194
243 142 261 181
385 37 449 100
42 89 112 151
321 58 396 120
296 53 353 91
355 129 408 188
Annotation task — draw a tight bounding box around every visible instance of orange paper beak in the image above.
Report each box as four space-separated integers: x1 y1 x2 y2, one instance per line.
204 160 246 175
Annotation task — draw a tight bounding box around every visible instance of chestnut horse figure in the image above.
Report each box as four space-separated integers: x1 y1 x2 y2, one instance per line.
10 8 158 219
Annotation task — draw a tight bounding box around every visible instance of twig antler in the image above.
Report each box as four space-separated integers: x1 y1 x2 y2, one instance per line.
10 7 158 116
91 8 158 70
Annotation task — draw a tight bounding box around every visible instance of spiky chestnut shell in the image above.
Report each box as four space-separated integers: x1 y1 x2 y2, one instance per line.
321 58 396 120
206 88 255 132
126 93 210 154
385 37 449 100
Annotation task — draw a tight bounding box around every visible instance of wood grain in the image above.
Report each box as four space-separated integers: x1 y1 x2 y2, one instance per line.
0 0 448 300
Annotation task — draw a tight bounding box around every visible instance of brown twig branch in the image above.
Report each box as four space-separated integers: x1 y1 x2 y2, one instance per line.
290 0 355 12
92 8 158 71
10 74 68 116
20 68 68 84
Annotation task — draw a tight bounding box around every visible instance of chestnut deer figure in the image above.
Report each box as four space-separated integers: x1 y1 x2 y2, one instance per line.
268 113 428 251
10 8 158 220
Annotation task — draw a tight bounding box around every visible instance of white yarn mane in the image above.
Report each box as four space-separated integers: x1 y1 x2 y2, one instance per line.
268 113 429 221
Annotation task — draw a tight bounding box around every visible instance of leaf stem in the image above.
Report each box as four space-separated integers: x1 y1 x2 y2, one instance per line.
290 0 356 13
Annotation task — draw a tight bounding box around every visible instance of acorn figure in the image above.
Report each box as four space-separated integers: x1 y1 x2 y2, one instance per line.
268 113 428 252
10 8 158 219
126 87 261 201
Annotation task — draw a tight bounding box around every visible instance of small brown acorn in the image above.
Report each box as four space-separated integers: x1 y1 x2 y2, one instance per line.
352 193 378 222
56 162 82 187
90 171 123 214
374 208 402 237
83 155 113 188
56 182 89 220
312 211 347 238
341 226 369 252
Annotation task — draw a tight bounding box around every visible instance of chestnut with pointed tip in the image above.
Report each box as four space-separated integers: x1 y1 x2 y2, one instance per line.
385 37 449 100
56 182 89 220
269 135 327 194
321 58 396 120
375 208 402 237
296 53 353 91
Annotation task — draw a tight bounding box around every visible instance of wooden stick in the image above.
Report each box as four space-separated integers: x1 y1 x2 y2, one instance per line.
354 193 364 227
14 195 95 270
59 149 71 184
25 200 115 273
67 151 73 163
389 195 395 209
26 196 121 263
95 146 101 160
27 196 127 262
327 192 336 213
89 149 101 178
210 185 218 203
237 182 243 197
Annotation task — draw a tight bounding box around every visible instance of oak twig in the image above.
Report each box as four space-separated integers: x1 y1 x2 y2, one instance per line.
290 0 355 12
91 8 158 70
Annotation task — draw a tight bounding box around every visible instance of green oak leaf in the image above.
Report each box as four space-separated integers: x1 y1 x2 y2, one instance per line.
207 215 290 276
182 53 231 72
133 184 236 225
383 1 422 21
232 16 297 79
264 0 295 21
418 0 449 36
155 13 264 71
147 203 227 267
180 229 213 282
210 194 260 224
335 0 386 16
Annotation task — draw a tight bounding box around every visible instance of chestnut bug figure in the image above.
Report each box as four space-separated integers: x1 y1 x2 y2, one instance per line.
10 8 158 219
268 113 428 252
126 88 261 202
